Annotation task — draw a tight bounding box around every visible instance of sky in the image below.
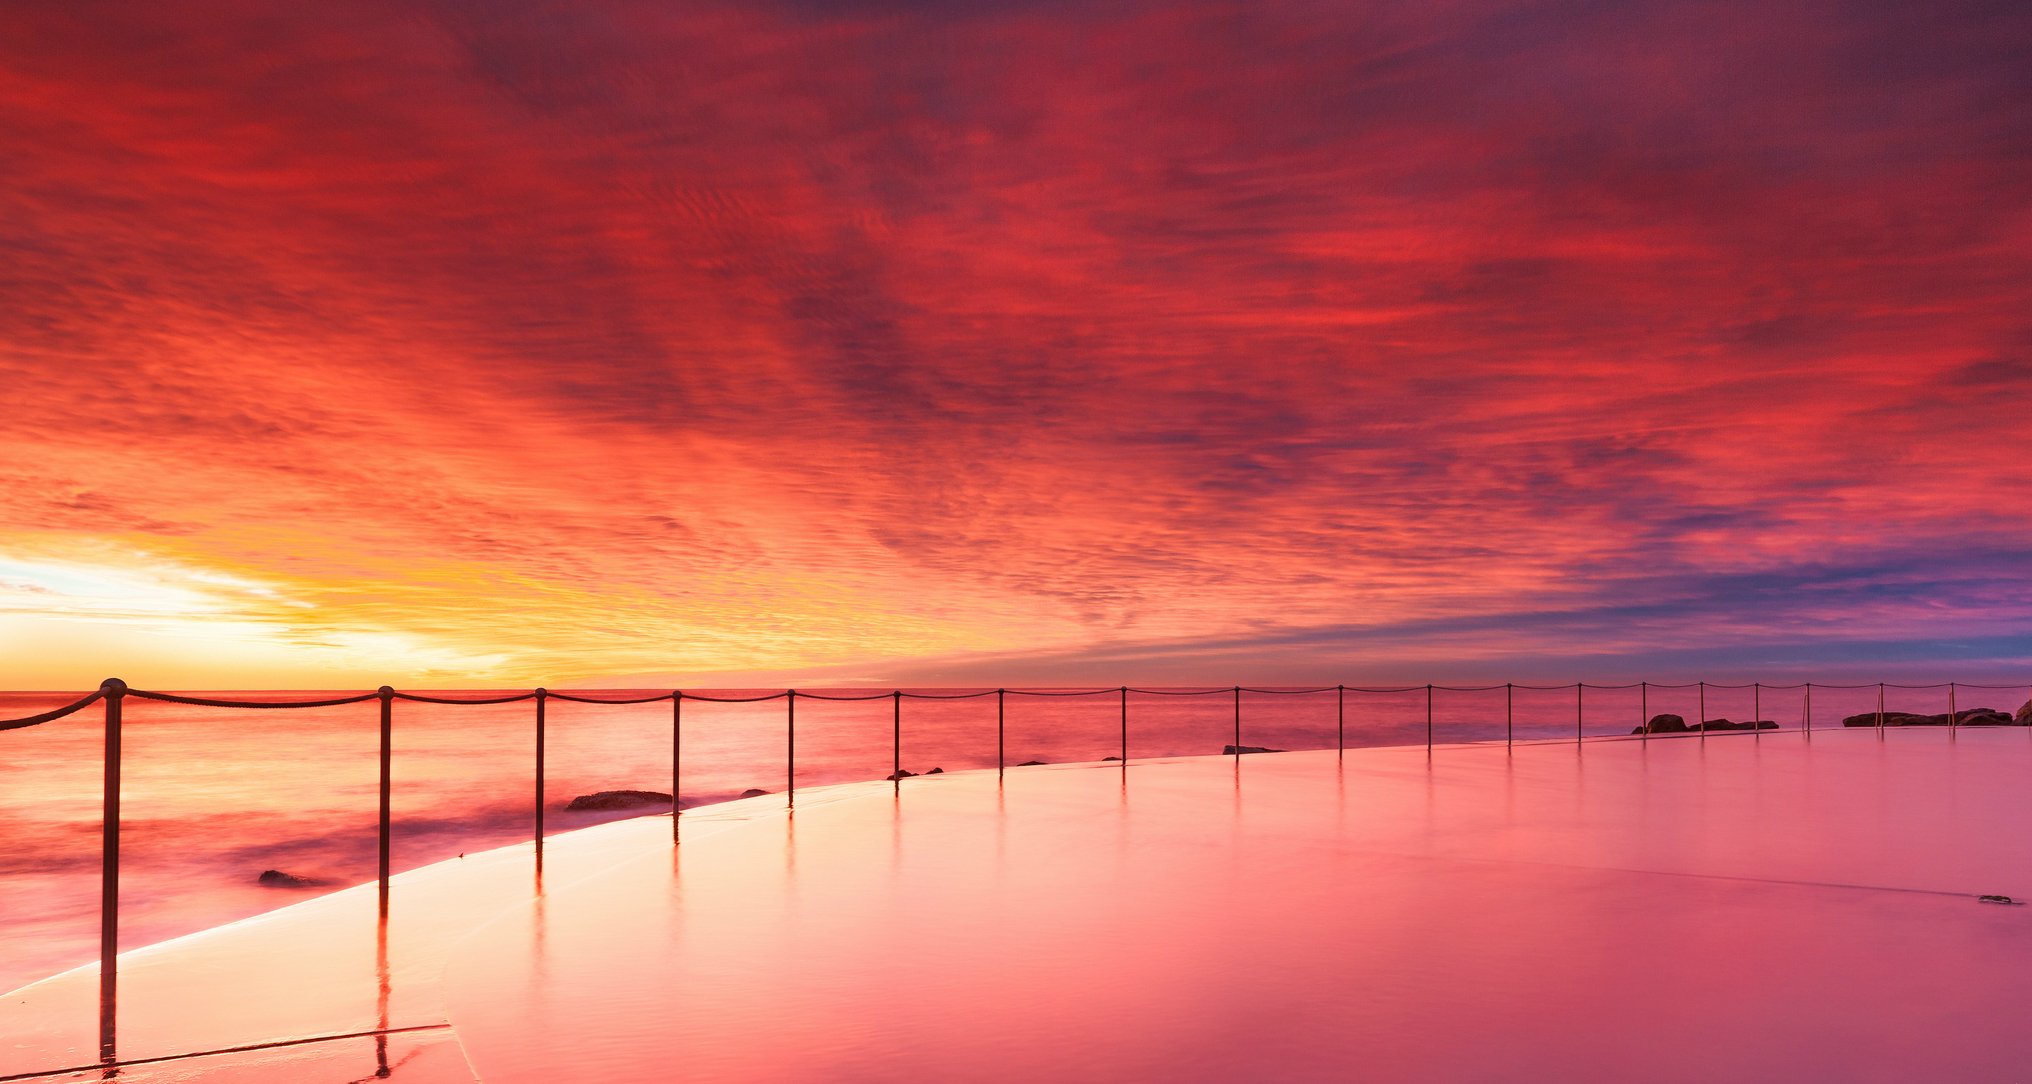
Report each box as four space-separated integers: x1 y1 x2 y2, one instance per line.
2 0 2029 690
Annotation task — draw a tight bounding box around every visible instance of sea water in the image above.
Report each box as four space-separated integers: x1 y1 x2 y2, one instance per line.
0 682 1950 993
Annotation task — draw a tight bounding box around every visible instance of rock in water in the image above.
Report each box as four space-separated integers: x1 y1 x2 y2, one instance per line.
886 769 917 780
2018 698 2032 726
1842 711 1927 728
258 869 331 888
1634 714 1687 735
566 789 673 811
738 788 771 798
1222 744 1281 755
1017 760 1047 766
925 767 945 774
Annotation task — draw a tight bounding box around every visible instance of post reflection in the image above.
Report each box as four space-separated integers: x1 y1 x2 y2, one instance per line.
374 915 390 1079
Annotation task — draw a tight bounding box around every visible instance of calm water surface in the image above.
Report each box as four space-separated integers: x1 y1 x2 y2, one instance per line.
0 683 1933 992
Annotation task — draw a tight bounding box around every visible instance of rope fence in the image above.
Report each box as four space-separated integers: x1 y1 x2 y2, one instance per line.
3 674 2027 1074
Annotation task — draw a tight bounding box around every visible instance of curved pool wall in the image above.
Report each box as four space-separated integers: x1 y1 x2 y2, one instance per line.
7 729 2032 1081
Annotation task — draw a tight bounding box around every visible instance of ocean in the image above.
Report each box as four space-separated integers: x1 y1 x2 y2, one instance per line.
0 681 1932 993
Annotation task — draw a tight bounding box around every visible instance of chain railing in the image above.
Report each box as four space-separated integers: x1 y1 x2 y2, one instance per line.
3 675 2028 1074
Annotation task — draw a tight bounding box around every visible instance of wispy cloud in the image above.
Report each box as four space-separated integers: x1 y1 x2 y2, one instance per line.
2 0 2028 687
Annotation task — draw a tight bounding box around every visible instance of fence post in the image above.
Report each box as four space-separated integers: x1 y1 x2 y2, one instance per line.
1336 684 1344 753
786 691 797 808
1753 682 1761 741
1640 681 1648 743
996 689 1005 780
1425 684 1433 754
99 677 125 1068
892 690 902 782
1233 686 1241 754
1699 682 1706 744
1575 683 1583 746
1119 686 1127 764
377 686 393 916
533 689 547 859
1805 682 1813 739
1506 683 1513 750
1876 682 1885 740
1949 682 1957 741
682 691 690 846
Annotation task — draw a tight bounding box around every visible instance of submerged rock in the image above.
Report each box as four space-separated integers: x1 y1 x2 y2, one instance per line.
738 788 771 798
566 789 673 811
257 869 332 889
925 767 945 774
1221 744 1281 755
886 769 917 781
1017 760 1047 766
2018 699 2032 725
1102 756 1121 762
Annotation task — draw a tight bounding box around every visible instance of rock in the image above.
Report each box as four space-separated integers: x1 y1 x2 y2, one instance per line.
1691 719 1775 732
1633 713 1687 735
738 788 771 798
1102 756 1121 762
886 769 916 781
2017 698 2032 726
1017 759 1046 766
257 869 331 889
1222 744 1281 755
1837 711 2013 728
566 789 673 811
925 767 945 774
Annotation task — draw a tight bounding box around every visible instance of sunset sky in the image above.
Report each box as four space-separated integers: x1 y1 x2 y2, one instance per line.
2 0 2028 690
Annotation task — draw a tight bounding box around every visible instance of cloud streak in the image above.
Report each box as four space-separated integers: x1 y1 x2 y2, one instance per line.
2 0 2029 687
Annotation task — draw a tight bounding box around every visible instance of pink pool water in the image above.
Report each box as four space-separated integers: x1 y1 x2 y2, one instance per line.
7 729 2031 1081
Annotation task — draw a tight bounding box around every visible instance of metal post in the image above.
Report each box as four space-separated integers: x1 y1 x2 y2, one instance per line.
99 678 125 1068
533 689 547 857
377 686 393 916
787 691 797 808
1640 681 1648 743
1699 682 1706 744
996 689 1005 779
892 690 902 781
1754 682 1761 741
1506 683 1513 749
1877 682 1885 740
1805 682 1813 739
1119 686 1127 764
682 691 690 846
1575 683 1583 745
1336 684 1344 753
1949 682 1958 741
1233 686 1241 754
1425 684 1433 753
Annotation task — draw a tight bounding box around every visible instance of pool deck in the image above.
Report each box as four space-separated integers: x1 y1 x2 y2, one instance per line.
7 729 2032 1081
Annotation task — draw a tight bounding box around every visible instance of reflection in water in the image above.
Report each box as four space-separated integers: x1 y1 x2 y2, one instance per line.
374 917 390 1079
430 737 2032 1079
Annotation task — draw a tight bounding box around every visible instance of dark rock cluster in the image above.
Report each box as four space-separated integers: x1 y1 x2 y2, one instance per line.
1841 708 2019 728
1221 744 1282 755
257 869 331 888
1632 714 1778 734
565 789 674 811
